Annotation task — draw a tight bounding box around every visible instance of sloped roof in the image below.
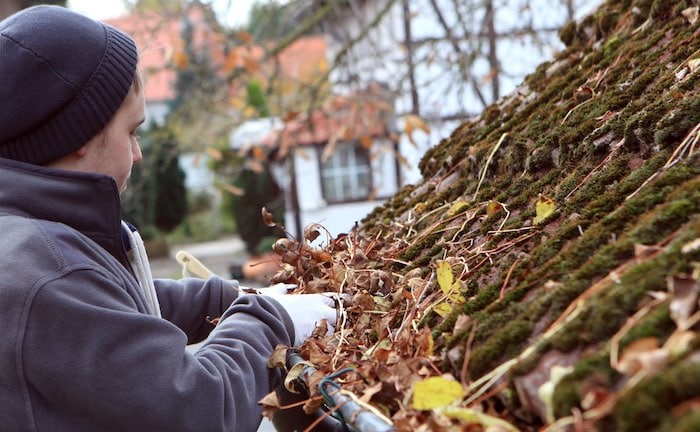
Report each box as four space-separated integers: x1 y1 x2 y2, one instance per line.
259 85 394 158
106 8 214 103
265 1 700 429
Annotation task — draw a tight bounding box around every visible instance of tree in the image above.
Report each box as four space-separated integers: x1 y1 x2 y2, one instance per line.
142 0 595 169
122 123 188 236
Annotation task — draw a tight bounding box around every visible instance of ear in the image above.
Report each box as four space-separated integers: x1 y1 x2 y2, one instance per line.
75 143 90 157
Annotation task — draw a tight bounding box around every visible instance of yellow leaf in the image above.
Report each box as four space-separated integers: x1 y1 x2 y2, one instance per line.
171 49 189 69
412 376 463 410
317 58 329 73
537 365 573 423
447 200 469 216
434 261 465 317
243 106 257 119
405 114 431 133
436 261 454 295
487 201 504 216
442 406 520 431
403 114 430 146
533 194 556 225
230 96 247 109
434 302 453 318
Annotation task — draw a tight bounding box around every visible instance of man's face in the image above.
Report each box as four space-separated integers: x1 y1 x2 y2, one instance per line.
83 83 146 193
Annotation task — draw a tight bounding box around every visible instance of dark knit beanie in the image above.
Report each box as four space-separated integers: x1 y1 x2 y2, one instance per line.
0 5 138 165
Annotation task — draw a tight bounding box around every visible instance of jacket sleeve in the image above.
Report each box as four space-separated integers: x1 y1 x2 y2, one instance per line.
154 276 240 344
21 268 294 432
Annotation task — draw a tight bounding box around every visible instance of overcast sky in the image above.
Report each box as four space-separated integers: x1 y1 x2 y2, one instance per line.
67 0 254 27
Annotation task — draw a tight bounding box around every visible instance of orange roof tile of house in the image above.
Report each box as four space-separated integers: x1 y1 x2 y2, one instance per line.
260 86 394 158
106 8 328 106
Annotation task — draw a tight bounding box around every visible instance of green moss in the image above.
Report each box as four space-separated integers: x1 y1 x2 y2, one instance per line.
559 20 577 47
654 97 700 148
553 352 616 418
610 360 700 431
352 1 700 427
659 411 700 432
603 34 622 57
468 319 533 378
650 0 674 20
619 305 673 348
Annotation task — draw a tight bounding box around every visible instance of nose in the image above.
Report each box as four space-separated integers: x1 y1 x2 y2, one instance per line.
132 140 143 165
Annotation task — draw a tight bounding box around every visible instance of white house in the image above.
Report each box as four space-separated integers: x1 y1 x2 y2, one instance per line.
313 0 601 184
231 88 402 240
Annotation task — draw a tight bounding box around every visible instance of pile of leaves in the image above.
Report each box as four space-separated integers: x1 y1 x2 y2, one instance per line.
259 1 700 430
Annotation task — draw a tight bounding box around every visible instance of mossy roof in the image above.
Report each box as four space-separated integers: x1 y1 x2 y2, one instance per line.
272 0 700 430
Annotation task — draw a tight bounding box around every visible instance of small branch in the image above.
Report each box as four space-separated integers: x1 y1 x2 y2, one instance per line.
498 258 521 300
472 133 508 201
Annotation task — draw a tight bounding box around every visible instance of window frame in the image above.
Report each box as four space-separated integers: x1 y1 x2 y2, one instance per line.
317 141 373 204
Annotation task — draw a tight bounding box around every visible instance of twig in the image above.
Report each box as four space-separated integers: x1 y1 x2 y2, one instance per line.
473 133 508 201
626 123 699 200
487 226 535 235
565 138 624 201
498 258 522 300
394 271 435 341
561 97 593 125
460 320 478 391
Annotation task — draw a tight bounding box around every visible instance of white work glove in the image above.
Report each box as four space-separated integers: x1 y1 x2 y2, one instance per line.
256 285 338 346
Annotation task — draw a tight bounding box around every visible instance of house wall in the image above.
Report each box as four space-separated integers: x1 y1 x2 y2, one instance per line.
323 0 601 187
284 138 399 238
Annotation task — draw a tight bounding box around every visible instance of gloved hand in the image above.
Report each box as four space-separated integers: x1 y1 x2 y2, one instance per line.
258 287 338 346
241 283 297 295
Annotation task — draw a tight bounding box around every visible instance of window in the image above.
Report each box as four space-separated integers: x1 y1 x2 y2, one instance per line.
320 143 371 203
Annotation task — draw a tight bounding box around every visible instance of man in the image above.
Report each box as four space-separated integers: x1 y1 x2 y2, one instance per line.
0 5 336 431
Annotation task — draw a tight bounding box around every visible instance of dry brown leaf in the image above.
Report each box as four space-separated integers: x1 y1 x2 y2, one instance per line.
664 330 695 356
243 56 259 73
668 274 699 329
268 345 288 369
616 337 667 375
223 50 238 73
205 147 223 161
404 114 431 146
262 207 276 227
220 182 245 196
321 125 346 162
304 223 324 242
595 110 615 122
236 31 253 44
360 381 383 403
671 396 700 417
258 390 281 419
681 6 698 25
688 58 700 74
359 135 374 149
681 237 700 254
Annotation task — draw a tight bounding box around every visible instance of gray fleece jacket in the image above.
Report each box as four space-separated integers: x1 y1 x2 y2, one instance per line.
0 158 294 431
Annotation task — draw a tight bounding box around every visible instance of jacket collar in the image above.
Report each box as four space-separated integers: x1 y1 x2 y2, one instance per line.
0 157 127 261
